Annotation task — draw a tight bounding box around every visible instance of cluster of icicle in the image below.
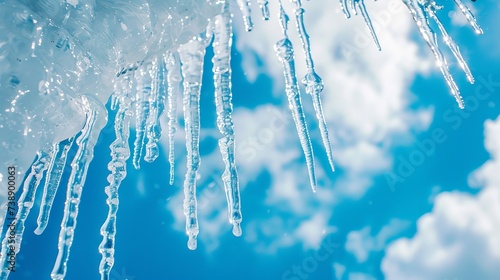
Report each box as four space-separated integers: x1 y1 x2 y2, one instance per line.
0 0 482 279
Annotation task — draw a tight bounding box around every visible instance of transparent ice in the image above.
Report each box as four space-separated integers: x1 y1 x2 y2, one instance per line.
0 0 482 279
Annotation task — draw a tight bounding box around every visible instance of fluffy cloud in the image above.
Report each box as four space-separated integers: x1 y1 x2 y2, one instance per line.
346 219 409 263
382 116 500 280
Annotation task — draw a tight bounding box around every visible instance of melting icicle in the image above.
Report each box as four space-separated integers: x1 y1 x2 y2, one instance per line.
110 94 118 111
291 0 335 172
212 2 243 237
145 57 167 163
35 137 75 235
402 0 464 108
0 148 53 279
98 76 134 280
51 95 107 280
236 0 254 31
343 0 380 50
453 0 483 34
276 2 317 192
132 64 153 169
257 0 271 20
166 52 182 185
354 0 381 50
422 0 474 83
178 29 212 250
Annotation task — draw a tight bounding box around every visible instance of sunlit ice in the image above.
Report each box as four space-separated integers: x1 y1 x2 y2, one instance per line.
0 0 494 279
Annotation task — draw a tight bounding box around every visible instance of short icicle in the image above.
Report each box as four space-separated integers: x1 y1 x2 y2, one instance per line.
291 0 336 172
178 29 213 250
35 137 75 235
339 0 351 18
212 2 243 237
51 95 108 280
236 0 254 31
276 1 317 192
0 147 53 279
132 63 153 169
98 76 134 280
166 52 182 185
422 0 474 83
145 56 167 163
257 0 271 20
453 0 483 34
402 0 464 108
354 0 381 50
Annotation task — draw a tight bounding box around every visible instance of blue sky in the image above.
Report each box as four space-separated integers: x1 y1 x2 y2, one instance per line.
11 0 500 279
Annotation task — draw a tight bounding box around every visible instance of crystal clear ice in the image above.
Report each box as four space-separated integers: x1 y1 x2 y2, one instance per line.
0 0 482 279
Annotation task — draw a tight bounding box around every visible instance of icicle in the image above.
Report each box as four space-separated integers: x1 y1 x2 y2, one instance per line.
145 57 167 163
339 0 351 18
402 0 464 108
354 0 381 50
276 2 317 192
291 0 335 172
0 148 53 279
257 0 271 20
132 63 153 169
343 0 380 50
420 0 474 83
178 28 212 250
278 0 291 37
109 94 118 111
212 2 243 237
453 0 483 34
51 95 107 280
35 137 75 235
236 0 254 31
166 52 182 185
98 76 134 280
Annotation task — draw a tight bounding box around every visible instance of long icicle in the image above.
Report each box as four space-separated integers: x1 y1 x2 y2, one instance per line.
276 1 317 192
212 2 243 237
0 147 53 279
98 75 133 280
51 95 107 280
452 0 483 35
35 137 75 235
422 0 474 83
166 52 182 185
236 0 254 31
402 0 464 108
145 56 167 163
132 63 153 169
291 0 335 172
178 29 212 250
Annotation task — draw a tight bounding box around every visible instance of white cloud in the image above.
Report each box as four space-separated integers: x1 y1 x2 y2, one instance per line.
382 116 500 280
346 219 409 263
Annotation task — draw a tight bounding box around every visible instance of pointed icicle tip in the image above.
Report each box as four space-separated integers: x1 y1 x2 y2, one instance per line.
187 234 198 250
